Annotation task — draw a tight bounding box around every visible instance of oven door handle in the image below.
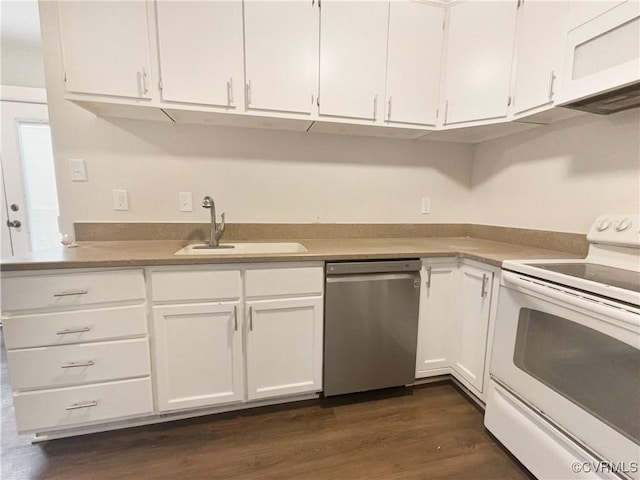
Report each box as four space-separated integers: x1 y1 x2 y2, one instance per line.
502 271 640 328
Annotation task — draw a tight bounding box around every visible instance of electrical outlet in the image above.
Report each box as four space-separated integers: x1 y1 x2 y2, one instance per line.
113 189 129 211
179 192 192 212
421 197 431 214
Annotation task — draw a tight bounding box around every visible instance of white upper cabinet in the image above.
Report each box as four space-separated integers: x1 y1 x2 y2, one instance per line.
511 0 568 116
58 1 152 99
155 1 244 108
442 0 518 125
385 2 445 126
319 1 389 120
243 1 319 115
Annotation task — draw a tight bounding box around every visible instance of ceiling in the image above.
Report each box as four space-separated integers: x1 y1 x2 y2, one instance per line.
1 0 42 48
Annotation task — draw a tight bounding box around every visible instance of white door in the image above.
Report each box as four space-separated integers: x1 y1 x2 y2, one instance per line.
0 98 59 256
152 303 244 412
452 264 493 392
415 263 458 377
512 0 567 116
244 0 319 114
443 0 518 125
319 1 389 120
246 297 323 401
156 1 244 108
385 2 445 126
58 1 152 99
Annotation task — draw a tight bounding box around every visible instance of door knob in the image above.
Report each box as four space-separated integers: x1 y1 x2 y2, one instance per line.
7 220 21 228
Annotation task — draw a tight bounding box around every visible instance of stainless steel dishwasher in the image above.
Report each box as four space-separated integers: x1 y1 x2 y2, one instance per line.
323 260 421 396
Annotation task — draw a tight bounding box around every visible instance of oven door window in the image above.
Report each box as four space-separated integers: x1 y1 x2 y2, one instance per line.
514 308 640 445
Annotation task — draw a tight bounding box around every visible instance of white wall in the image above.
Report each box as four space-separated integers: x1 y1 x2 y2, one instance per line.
471 109 640 233
0 42 46 88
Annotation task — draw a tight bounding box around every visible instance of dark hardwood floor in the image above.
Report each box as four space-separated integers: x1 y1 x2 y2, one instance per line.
1 330 532 480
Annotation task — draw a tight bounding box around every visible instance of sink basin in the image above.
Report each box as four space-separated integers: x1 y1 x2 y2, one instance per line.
174 242 308 255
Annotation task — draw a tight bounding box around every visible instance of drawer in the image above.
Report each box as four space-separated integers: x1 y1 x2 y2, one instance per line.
2 304 147 349
151 268 241 302
245 266 324 298
7 338 151 390
1 269 145 312
13 377 153 433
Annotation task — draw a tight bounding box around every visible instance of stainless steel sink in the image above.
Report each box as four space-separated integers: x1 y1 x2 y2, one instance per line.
174 242 308 255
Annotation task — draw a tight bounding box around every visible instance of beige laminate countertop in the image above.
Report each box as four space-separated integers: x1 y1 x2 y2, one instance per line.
0 237 582 272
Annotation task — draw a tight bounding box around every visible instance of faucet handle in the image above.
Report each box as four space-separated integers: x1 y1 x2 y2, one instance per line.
217 212 226 233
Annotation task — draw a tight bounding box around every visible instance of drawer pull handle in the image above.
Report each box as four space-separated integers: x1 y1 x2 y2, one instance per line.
56 327 91 335
53 290 88 297
65 401 98 411
61 360 95 368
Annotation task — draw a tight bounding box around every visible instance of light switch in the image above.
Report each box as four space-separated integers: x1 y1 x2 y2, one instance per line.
421 197 431 214
69 159 87 182
113 189 129 211
179 192 192 212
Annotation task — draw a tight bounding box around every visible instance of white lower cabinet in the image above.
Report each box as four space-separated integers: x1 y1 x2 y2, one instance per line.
152 302 244 412
415 259 498 400
246 297 323 401
415 262 458 377
451 264 494 393
1 268 153 434
150 263 324 413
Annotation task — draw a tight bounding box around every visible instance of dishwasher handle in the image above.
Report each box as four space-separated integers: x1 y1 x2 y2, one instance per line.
326 272 421 285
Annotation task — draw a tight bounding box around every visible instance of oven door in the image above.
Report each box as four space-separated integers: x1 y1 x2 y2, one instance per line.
491 271 640 478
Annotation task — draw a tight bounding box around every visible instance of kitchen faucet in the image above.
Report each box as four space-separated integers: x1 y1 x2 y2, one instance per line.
201 196 225 247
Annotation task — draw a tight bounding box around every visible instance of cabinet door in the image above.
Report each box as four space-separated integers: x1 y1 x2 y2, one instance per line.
512 0 567 116
386 2 445 126
319 1 389 120
416 263 458 378
443 0 518 124
452 265 493 392
246 297 323 401
152 303 243 411
244 1 319 114
156 1 243 107
58 1 152 99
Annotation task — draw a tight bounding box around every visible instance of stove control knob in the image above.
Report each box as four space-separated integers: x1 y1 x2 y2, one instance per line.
596 218 611 231
615 218 632 232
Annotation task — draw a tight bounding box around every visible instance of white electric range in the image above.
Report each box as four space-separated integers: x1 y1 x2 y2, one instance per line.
486 214 640 480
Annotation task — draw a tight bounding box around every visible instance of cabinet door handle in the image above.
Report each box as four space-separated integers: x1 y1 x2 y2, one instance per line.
387 96 392 121
227 77 234 105
444 100 449 124
426 267 432 288
61 360 95 369
548 71 556 100
53 290 88 297
248 306 253 331
56 326 91 335
246 80 252 106
233 305 238 331
481 274 489 298
65 401 98 411
141 67 148 95
373 94 378 120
